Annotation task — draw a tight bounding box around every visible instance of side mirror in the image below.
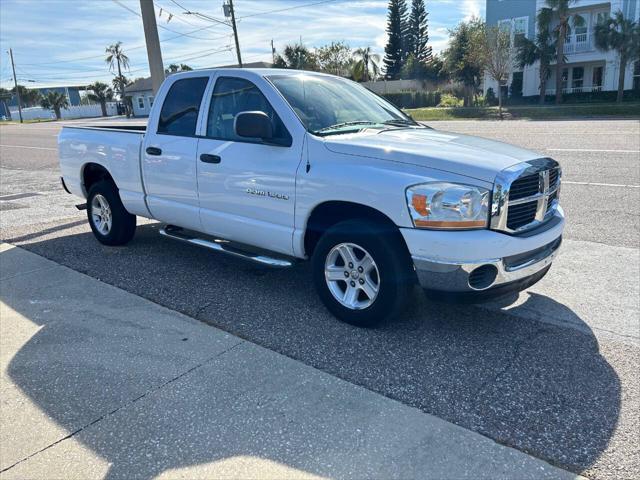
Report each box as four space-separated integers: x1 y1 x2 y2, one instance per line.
234 111 273 140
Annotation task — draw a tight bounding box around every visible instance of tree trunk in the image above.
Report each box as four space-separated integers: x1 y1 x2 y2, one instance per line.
539 67 547 105
555 23 565 105
617 56 627 103
100 101 107 117
498 85 503 119
117 58 124 100
54 107 61 120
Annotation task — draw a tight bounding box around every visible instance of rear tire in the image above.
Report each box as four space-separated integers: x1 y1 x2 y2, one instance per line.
312 219 412 327
87 180 136 246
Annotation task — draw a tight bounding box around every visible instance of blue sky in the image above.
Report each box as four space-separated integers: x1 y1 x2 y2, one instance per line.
0 0 485 88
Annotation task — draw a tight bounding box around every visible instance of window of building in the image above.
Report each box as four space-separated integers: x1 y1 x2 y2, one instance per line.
137 97 145 109
572 67 584 92
206 76 290 144
592 66 604 90
633 61 640 91
157 77 208 136
148 96 154 107
513 17 528 40
594 10 609 27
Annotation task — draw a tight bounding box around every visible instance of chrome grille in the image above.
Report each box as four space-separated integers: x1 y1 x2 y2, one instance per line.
491 158 561 234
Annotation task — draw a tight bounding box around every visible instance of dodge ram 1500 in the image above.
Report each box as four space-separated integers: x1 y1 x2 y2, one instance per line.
59 69 564 326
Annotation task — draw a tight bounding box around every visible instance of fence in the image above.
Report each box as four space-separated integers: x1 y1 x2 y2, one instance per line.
363 79 438 94
7 103 118 121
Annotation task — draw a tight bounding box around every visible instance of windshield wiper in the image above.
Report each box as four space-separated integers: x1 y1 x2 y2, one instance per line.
313 121 381 135
382 119 419 127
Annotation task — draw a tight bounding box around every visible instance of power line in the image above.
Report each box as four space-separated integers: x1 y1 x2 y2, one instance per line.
236 0 344 19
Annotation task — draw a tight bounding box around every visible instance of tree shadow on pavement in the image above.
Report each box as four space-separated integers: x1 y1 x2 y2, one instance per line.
3 224 626 479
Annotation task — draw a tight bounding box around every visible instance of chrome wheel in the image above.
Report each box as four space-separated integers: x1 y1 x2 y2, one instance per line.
91 194 112 235
325 242 380 310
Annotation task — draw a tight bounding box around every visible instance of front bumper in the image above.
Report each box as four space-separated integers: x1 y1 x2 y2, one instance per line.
401 208 564 296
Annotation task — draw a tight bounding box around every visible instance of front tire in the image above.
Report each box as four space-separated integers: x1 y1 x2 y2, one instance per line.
312 220 412 327
87 180 136 246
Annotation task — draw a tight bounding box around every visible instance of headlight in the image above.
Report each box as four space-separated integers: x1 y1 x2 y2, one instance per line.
406 182 490 229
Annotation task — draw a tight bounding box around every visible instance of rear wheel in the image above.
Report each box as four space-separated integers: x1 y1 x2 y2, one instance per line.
87 180 136 246
312 220 412 327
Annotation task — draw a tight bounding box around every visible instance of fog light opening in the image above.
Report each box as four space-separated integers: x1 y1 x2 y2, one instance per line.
468 265 498 290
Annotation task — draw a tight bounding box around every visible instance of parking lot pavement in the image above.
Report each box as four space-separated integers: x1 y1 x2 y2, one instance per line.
1 244 583 480
0 118 638 480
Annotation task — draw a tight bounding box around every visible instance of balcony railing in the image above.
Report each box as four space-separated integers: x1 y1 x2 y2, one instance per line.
563 33 594 54
546 85 603 95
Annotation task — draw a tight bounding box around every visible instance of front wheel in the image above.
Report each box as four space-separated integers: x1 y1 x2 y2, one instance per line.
87 180 136 246
312 220 412 327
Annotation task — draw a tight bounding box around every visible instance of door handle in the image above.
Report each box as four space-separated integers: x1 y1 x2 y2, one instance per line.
200 154 221 164
146 146 162 156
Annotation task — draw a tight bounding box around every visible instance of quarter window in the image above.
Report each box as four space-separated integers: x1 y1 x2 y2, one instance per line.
157 77 208 136
206 77 290 144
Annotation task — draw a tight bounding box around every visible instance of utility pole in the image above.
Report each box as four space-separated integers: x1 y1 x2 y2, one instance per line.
271 39 275 64
228 0 242 67
8 48 23 123
140 0 165 94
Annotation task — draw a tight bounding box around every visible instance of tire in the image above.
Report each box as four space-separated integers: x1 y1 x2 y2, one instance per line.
86 180 136 246
312 219 413 327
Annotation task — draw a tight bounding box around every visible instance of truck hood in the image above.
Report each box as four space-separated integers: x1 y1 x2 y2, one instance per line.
322 128 543 183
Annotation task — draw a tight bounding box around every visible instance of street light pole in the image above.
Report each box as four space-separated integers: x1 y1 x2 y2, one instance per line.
139 0 165 95
228 0 242 67
8 48 23 123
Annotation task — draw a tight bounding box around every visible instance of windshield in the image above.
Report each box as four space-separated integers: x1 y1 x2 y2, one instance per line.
267 74 420 136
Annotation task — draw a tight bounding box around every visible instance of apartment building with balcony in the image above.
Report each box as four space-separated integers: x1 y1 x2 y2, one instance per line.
485 0 640 98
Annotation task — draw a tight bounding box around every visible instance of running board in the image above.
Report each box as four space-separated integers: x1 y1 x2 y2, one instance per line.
159 226 294 268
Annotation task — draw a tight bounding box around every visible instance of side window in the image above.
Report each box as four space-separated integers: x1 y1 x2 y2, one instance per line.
158 77 208 136
206 77 290 144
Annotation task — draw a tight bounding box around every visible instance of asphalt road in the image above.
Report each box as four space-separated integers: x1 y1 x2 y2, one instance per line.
1 118 638 480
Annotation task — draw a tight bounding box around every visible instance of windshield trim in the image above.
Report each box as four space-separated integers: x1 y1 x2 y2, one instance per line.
264 73 423 138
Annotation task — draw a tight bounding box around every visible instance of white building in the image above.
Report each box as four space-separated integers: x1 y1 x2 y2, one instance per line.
485 0 640 98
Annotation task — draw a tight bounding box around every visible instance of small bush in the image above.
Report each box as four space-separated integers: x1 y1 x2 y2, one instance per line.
484 88 498 106
437 93 463 107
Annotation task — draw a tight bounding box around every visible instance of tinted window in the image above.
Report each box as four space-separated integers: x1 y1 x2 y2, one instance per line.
157 77 208 136
206 77 290 144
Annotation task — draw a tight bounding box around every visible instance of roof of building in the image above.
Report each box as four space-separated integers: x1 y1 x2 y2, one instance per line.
124 61 275 95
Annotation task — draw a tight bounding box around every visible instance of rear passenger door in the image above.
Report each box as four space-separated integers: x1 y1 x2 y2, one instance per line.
195 75 305 256
142 75 209 230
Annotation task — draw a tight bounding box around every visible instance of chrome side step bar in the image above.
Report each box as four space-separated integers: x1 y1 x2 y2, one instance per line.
159 225 294 268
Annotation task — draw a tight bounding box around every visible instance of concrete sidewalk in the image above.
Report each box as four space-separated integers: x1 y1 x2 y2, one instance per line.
0 243 581 480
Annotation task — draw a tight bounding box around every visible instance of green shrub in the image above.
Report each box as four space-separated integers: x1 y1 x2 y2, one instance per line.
484 88 498 106
437 93 463 107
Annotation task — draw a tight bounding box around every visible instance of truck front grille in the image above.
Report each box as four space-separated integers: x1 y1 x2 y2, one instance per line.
491 159 561 234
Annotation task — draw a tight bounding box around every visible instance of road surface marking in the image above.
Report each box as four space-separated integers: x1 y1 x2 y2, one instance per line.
0 144 56 151
564 181 640 188
548 148 640 153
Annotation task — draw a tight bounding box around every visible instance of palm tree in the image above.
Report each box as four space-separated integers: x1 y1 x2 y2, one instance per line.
352 47 381 82
40 91 68 120
105 42 130 100
595 11 640 103
545 0 584 104
274 44 318 71
516 8 555 104
87 82 114 117
166 63 193 73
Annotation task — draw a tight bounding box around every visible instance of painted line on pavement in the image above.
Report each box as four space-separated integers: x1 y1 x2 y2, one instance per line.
564 181 640 188
0 144 56 151
548 148 640 153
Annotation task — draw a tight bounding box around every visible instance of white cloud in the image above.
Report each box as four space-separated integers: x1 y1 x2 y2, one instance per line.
460 0 483 21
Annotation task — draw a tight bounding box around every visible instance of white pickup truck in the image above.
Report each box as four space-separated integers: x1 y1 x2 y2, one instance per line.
59 68 564 326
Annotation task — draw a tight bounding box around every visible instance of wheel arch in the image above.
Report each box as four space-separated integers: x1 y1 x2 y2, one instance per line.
303 200 410 258
81 162 115 196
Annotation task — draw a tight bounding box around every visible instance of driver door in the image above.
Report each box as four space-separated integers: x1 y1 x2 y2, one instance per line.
196 75 304 256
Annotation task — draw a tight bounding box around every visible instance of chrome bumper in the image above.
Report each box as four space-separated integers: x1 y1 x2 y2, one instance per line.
413 236 561 292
